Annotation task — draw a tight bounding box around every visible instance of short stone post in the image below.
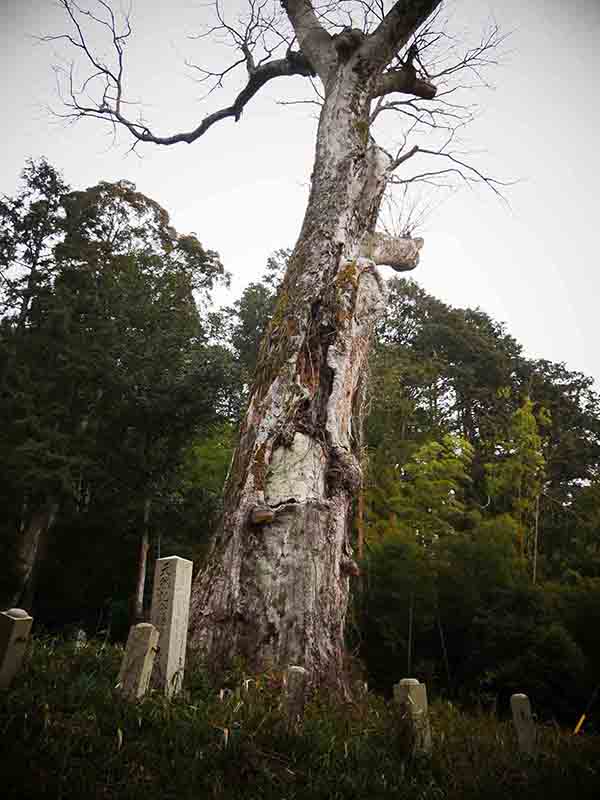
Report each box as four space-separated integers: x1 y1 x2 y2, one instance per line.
511 693 537 756
150 556 193 697
117 623 159 700
0 608 34 689
284 665 308 729
393 678 432 756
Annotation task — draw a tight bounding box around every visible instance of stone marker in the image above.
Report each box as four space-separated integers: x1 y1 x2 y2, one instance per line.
393 678 432 755
284 665 308 729
511 693 537 756
0 608 33 689
286 665 308 696
74 629 87 649
150 556 193 697
117 623 159 700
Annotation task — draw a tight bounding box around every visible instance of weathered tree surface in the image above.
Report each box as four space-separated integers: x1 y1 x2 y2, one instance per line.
11 500 59 611
187 2 439 689
49 0 501 690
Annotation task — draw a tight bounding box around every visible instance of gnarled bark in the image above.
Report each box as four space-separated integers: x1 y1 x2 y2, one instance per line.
188 56 421 689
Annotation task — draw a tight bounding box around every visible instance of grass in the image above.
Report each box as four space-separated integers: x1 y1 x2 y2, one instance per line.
1 636 599 799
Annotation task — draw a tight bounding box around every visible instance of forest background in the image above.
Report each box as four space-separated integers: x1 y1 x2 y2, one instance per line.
2 160 599 723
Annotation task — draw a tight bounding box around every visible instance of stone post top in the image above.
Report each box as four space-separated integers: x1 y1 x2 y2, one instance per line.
2 608 32 620
135 623 158 630
399 678 420 686
158 555 193 565
511 693 528 701
287 665 307 674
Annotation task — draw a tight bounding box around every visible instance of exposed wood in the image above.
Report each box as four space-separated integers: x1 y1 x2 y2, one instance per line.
360 232 423 270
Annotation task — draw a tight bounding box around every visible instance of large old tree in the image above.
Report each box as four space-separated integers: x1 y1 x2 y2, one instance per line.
49 0 502 688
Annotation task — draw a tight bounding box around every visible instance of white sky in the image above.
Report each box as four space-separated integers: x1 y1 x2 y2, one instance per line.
1 0 599 385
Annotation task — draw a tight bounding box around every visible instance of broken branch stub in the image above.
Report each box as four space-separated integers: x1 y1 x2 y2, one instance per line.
360 233 423 271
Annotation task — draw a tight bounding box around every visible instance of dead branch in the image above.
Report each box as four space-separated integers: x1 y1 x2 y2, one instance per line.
42 0 316 146
367 12 509 201
371 69 437 100
43 0 509 201
388 144 514 198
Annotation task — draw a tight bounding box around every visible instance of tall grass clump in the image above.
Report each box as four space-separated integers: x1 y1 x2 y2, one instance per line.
1 636 599 799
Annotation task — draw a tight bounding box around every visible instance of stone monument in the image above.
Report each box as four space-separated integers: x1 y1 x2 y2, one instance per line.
117 623 159 700
393 677 432 755
150 556 193 697
511 693 537 756
0 608 33 689
284 665 308 728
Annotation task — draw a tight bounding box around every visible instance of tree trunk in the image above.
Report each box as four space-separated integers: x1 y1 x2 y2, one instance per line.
132 496 152 624
11 499 59 612
532 492 540 584
189 58 418 690
407 592 414 675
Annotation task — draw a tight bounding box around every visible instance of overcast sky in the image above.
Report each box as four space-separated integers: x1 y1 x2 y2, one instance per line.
2 0 599 386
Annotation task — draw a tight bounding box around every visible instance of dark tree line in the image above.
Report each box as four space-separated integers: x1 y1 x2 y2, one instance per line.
0 160 234 627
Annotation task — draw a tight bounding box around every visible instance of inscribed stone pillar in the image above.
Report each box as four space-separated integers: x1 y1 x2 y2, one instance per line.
150 556 193 697
511 693 537 756
0 608 33 689
117 623 159 700
284 665 308 728
393 678 432 755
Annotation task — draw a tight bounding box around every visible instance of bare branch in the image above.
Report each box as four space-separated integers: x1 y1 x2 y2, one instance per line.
367 11 509 205
44 1 511 210
428 23 507 83
389 144 514 200
43 0 317 147
371 67 437 100
277 98 322 107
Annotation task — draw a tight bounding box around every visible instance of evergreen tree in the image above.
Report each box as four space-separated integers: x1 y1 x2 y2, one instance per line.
485 396 547 569
0 163 229 616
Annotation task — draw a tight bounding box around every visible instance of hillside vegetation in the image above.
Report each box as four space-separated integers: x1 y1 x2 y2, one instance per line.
2 637 599 799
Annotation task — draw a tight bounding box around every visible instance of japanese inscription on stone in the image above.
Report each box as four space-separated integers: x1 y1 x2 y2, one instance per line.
150 556 193 697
